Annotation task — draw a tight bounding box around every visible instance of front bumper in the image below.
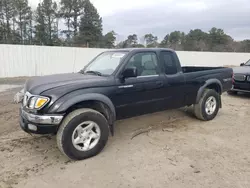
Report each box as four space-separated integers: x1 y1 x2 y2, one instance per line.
231 82 250 93
19 108 64 134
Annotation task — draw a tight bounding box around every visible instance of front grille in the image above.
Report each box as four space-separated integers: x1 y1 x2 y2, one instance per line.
234 74 246 82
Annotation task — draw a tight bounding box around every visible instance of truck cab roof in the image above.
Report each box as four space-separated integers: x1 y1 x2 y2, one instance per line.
105 48 175 53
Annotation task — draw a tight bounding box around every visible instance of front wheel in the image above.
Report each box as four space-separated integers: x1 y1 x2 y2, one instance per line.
194 89 220 121
57 108 109 160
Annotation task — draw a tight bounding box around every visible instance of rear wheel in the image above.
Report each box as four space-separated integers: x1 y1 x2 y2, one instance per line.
194 89 220 121
57 108 109 160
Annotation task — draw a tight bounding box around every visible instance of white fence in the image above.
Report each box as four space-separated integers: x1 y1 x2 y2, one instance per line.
1 44 250 78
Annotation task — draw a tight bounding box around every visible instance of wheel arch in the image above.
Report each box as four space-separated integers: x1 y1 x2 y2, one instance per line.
196 79 222 107
49 93 116 135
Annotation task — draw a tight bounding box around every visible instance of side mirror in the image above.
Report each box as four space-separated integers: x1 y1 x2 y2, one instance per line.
122 67 137 79
240 63 245 66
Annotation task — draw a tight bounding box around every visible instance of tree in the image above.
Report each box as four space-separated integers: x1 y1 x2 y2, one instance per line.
102 31 116 48
116 41 127 48
0 1 4 43
135 44 145 48
43 0 59 45
115 34 145 48
60 0 73 41
168 31 185 50
14 0 32 44
208 27 230 52
1 0 16 43
240 40 250 52
0 25 4 43
159 34 169 47
144 33 158 47
26 10 34 44
1 3 250 53
34 0 59 46
34 3 46 45
60 0 84 44
184 29 209 51
78 0 102 47
125 34 138 47
71 0 84 39
223 35 236 52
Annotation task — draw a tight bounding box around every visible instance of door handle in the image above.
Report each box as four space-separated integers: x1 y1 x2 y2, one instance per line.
118 85 134 89
156 81 163 87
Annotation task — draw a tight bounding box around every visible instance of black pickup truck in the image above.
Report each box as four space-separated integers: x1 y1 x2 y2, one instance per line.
19 48 233 160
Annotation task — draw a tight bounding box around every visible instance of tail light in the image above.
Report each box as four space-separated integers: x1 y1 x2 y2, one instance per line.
232 71 234 84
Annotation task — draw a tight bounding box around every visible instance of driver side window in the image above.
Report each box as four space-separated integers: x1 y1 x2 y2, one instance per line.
125 52 159 76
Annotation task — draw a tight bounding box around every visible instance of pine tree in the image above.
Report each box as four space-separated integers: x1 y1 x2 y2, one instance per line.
144 34 158 47
43 0 58 45
102 31 116 48
1 0 16 43
60 0 84 44
60 0 73 41
34 0 59 46
34 3 46 45
27 10 33 44
0 0 4 43
14 0 32 44
78 0 102 47
72 0 84 38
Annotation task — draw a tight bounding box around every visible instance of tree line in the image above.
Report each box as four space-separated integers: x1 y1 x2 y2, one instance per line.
117 29 250 52
0 0 250 52
0 0 113 47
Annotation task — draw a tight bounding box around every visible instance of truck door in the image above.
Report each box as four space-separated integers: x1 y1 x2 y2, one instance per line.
112 51 166 119
158 51 186 109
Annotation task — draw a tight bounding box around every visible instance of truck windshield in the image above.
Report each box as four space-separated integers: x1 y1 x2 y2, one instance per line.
82 51 128 75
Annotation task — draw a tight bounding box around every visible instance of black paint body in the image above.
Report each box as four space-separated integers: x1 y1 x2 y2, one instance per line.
22 48 233 134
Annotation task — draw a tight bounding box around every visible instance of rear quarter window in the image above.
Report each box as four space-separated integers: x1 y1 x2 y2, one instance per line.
160 51 178 75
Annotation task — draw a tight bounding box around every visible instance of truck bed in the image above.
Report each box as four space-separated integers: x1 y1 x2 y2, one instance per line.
182 66 225 73
181 66 233 93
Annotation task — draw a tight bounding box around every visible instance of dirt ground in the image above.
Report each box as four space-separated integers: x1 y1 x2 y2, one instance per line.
0 84 250 188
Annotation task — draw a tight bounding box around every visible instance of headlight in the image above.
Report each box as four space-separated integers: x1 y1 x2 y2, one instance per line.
28 96 50 109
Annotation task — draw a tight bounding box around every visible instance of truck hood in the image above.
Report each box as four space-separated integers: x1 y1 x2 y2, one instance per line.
24 73 112 95
233 66 250 75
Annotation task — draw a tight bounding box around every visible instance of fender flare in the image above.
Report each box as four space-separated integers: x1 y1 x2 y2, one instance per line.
49 93 116 125
196 79 222 106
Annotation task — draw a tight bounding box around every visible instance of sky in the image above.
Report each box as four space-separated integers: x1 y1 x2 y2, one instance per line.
30 0 250 42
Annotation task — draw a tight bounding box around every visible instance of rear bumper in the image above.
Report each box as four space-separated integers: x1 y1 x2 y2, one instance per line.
19 108 64 134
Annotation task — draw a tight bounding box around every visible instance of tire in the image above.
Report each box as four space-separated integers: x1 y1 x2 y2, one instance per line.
227 90 237 95
56 108 109 160
194 89 220 121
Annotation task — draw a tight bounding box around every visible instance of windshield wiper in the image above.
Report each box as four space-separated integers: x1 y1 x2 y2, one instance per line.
85 70 102 76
